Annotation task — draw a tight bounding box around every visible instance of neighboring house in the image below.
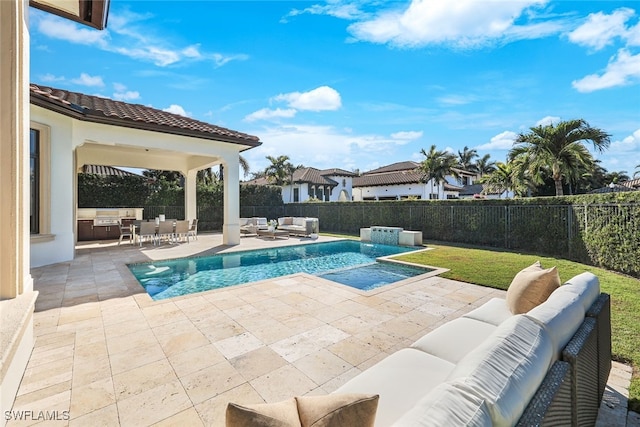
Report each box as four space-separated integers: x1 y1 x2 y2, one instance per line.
29 84 260 268
81 164 144 177
352 161 465 201
245 167 356 203
589 182 639 194
620 178 640 190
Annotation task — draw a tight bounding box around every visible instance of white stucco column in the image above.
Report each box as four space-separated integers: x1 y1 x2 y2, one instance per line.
222 156 240 245
0 1 37 423
184 169 197 222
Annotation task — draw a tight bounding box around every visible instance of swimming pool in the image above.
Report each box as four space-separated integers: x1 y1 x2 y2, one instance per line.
128 240 430 300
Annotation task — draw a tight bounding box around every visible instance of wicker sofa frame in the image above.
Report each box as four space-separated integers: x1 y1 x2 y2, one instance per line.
517 293 611 426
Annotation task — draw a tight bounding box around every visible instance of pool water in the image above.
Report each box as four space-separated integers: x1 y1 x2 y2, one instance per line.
128 240 430 300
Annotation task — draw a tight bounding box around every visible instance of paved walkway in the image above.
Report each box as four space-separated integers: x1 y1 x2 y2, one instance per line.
9 233 636 426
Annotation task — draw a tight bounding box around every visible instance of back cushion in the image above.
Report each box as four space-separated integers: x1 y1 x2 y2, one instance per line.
293 217 306 226
447 315 553 427
392 381 492 427
555 272 600 311
462 298 513 326
284 217 294 225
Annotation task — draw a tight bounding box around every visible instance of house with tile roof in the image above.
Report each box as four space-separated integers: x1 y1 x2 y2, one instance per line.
30 83 261 267
244 167 357 203
352 161 473 201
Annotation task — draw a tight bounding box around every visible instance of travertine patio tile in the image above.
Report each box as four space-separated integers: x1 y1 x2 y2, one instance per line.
229 346 288 381
152 407 204 427
333 299 370 314
377 315 429 338
293 349 353 386
10 388 71 419
27 344 75 369
55 316 103 333
279 314 325 335
308 306 348 323
70 376 115 418
156 328 211 357
327 336 382 366
214 332 263 359
240 319 295 345
330 315 370 335
221 303 261 319
113 359 177 400
197 318 246 342
250 365 317 403
72 354 112 388
69 403 119 427
143 304 188 328
18 357 73 396
270 325 350 363
103 318 151 340
168 344 226 378
116 380 192 427
109 341 165 375
180 360 244 405
353 329 398 353
195 383 263 427
11 381 71 412
106 328 158 355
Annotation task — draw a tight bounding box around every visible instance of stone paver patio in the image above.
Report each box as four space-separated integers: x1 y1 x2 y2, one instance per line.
9 233 635 426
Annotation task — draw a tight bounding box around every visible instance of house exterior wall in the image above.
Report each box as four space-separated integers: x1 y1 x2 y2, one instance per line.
327 175 352 202
353 181 446 201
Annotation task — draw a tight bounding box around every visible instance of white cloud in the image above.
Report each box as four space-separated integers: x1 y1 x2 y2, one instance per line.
244 108 297 122
71 73 104 87
39 73 65 83
437 94 476 105
572 48 640 92
610 128 640 153
568 8 634 51
273 86 342 111
535 116 560 127
112 83 140 101
243 124 416 173
390 131 423 141
282 3 365 23
33 9 247 68
476 131 518 150
163 104 190 117
37 14 108 47
346 0 555 49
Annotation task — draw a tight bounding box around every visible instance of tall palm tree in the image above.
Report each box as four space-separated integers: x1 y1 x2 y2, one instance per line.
457 146 479 173
264 155 295 186
418 145 459 199
509 119 610 196
635 164 640 178
217 155 250 183
475 154 497 177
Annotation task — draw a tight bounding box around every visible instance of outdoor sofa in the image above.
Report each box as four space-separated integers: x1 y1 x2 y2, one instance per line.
239 217 268 235
332 270 611 426
277 217 319 237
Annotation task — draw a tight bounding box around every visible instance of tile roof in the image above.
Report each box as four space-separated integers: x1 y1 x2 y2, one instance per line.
621 178 640 189
364 161 420 174
294 168 338 186
30 84 261 147
320 168 357 177
81 165 143 178
354 169 423 187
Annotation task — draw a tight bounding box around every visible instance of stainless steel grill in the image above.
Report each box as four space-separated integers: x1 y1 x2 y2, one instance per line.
93 217 120 226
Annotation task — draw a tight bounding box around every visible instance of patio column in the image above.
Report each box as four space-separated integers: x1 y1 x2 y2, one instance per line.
184 169 197 222
222 155 240 245
0 0 38 422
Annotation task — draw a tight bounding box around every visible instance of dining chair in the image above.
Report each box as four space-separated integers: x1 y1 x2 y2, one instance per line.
138 221 157 246
188 218 198 240
118 222 134 245
157 220 175 245
174 220 190 243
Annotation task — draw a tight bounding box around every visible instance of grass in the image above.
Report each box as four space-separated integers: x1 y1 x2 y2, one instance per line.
324 233 640 413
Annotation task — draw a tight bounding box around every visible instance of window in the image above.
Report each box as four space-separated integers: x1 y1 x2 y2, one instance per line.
293 188 299 202
30 129 40 234
429 193 439 200
29 122 51 241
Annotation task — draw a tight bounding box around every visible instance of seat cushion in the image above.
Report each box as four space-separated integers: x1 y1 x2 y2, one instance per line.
410 317 497 364
334 348 456 427
297 394 379 427
392 381 492 427
226 398 301 427
462 298 513 326
447 315 554 427
506 261 560 314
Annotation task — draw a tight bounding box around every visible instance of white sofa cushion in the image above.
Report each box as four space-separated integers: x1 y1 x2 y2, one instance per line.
392 381 492 427
293 217 306 227
524 272 599 359
334 348 456 427
410 317 498 364
447 315 554 427
462 298 513 326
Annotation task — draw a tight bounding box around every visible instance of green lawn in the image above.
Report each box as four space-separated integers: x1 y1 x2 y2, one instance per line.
325 234 640 412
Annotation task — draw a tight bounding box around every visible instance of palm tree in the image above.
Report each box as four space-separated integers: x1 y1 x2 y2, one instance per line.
418 145 459 199
264 155 295 186
480 161 530 198
635 164 640 178
475 154 497 177
217 155 250 183
457 146 479 173
509 119 610 196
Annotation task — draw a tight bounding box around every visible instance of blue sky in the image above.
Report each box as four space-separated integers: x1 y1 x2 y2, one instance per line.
30 1 640 179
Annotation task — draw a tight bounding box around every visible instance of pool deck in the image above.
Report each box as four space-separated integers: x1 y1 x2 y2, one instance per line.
13 233 635 426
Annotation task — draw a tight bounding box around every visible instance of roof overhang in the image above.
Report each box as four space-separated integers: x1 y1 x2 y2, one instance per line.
30 0 110 30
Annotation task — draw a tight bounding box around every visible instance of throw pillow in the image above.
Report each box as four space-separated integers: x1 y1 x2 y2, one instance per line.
506 261 560 314
225 394 379 427
226 398 301 427
296 394 379 427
